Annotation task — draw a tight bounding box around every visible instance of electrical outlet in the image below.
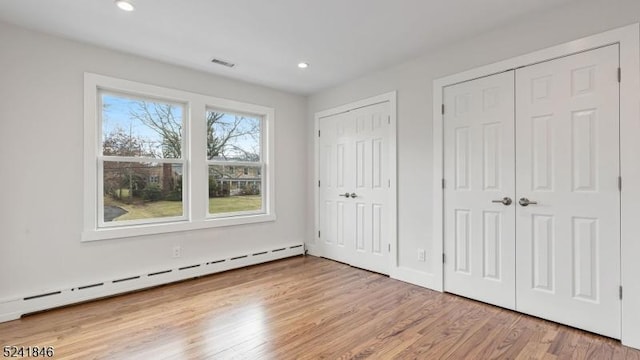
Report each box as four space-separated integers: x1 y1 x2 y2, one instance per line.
418 249 426 262
172 245 182 258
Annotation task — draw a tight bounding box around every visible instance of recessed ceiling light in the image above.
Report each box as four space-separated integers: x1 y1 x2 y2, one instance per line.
298 62 309 69
115 0 135 12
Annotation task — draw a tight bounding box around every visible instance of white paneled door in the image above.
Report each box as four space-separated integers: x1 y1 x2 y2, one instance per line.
319 101 391 275
443 45 620 338
515 45 620 338
443 71 516 309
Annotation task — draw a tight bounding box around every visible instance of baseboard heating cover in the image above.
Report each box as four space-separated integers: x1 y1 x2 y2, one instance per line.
0 243 304 323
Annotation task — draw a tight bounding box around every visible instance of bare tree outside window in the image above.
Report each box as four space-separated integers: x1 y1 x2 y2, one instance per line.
207 112 260 161
128 101 182 159
206 111 263 215
101 94 184 222
101 93 264 221
87 75 275 235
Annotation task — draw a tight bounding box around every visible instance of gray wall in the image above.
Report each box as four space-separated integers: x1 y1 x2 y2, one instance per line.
307 0 640 276
0 21 308 299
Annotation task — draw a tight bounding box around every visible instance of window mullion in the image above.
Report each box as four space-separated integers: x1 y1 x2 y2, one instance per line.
207 161 264 167
101 156 184 164
190 99 208 222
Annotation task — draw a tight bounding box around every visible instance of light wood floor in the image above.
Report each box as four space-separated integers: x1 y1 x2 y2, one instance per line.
1 256 639 359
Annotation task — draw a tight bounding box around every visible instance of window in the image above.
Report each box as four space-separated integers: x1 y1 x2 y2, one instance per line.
207 110 264 217
83 73 275 241
99 92 186 226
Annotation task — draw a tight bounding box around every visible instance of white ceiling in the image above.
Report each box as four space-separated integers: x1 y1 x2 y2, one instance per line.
0 0 579 95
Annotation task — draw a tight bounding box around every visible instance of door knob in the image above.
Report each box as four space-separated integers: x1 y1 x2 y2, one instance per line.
519 197 538 206
350 193 358 198
491 197 512 206
339 193 350 198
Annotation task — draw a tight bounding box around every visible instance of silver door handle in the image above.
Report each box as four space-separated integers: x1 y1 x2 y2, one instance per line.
339 193 350 198
350 193 358 198
491 197 512 206
519 197 538 206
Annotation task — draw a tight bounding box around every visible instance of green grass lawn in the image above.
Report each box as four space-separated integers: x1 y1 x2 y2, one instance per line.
104 196 182 221
209 195 262 214
105 195 262 221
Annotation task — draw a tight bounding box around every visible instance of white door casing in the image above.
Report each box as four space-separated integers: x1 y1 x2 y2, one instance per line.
443 71 516 309
514 45 621 338
318 101 392 275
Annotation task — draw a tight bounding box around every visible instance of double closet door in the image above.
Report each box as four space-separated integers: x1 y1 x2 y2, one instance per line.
318 101 391 275
443 45 621 338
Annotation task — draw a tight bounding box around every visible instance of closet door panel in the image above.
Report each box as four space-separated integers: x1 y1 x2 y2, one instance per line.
443 71 516 309
515 44 621 338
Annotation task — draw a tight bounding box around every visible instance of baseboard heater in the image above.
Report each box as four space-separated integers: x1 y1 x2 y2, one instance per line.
0 243 304 323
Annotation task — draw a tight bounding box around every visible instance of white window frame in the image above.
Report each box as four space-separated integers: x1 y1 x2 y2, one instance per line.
83 73 276 241
206 108 266 219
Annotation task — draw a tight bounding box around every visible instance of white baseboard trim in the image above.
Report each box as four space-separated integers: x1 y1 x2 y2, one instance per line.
304 245 442 292
304 242 322 257
0 242 304 323
390 266 442 292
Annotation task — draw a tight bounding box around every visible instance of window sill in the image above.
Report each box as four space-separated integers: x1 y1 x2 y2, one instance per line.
81 213 277 242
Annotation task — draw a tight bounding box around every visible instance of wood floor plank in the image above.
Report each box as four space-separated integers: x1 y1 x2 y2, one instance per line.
391 301 492 358
445 307 519 359
329 295 460 359
0 256 638 359
625 347 640 360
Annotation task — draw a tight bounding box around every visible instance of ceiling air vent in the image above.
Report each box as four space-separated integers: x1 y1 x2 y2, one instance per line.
211 58 235 68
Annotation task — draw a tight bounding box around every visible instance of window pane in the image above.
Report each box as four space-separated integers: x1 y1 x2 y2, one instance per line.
102 93 184 159
209 165 262 214
206 111 261 162
103 161 183 223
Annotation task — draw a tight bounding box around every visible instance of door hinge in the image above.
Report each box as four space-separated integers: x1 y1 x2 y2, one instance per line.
618 176 622 191
318 180 321 187
388 115 391 124
618 67 622 83
318 230 321 238
442 178 445 189
318 130 321 137
441 104 445 115
620 286 623 300
442 253 446 264
388 243 391 252
388 179 391 188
